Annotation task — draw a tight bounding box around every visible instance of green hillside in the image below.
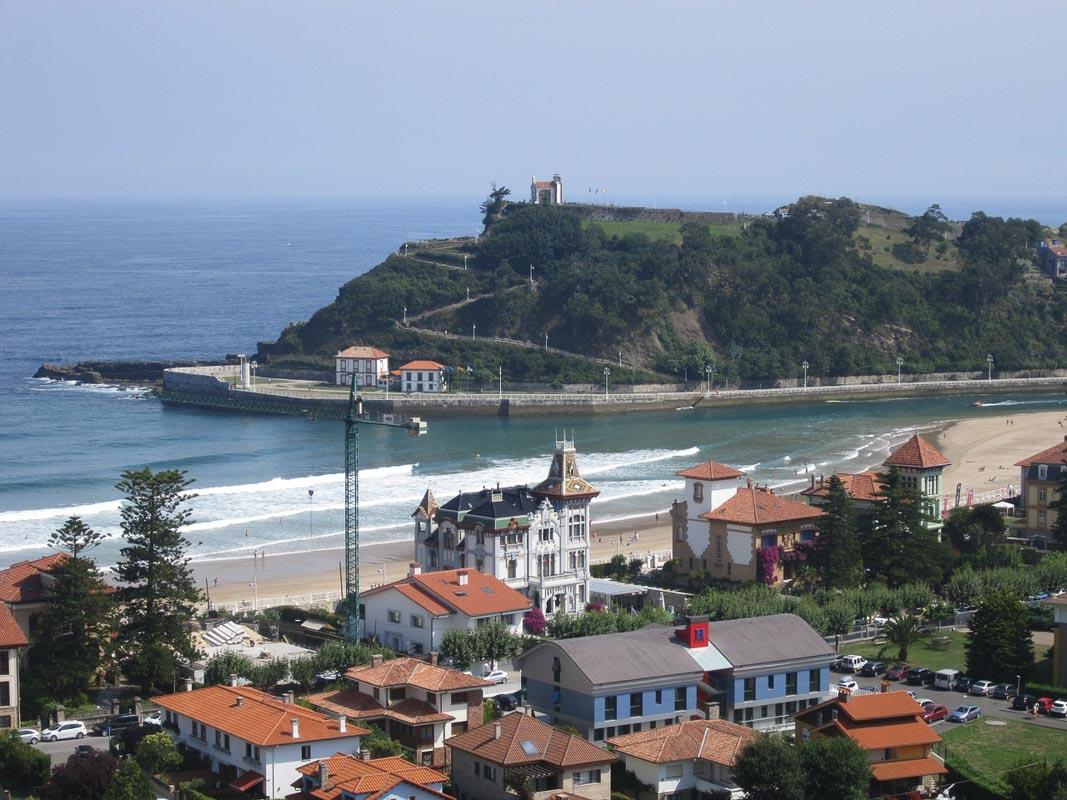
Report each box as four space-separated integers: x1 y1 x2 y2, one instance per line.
258 195 1066 386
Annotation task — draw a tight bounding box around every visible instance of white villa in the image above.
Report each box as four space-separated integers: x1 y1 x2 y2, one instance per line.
399 360 448 393
335 346 390 387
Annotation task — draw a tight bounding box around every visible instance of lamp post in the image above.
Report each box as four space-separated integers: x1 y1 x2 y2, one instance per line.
896 357 903 384
987 353 994 381
308 489 314 537
376 567 387 587
603 367 610 400
529 264 534 285
403 306 407 325
1016 674 1021 695
472 323 476 341
802 360 809 388
498 366 503 399
705 364 713 393
544 332 549 351
251 361 257 389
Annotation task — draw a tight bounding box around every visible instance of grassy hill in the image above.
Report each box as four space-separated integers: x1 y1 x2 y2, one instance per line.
258 196 1066 386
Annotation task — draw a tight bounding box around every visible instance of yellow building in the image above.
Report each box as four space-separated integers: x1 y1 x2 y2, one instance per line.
1015 435 1067 539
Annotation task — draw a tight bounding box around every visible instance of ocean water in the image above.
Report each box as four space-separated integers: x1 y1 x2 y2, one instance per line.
2 198 1065 569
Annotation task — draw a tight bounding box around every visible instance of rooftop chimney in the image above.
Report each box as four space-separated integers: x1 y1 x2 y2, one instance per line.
284 691 294 705
184 678 193 693
235 697 244 707
229 673 239 687
429 651 439 666
372 654 384 668
359 748 371 761
837 689 850 703
746 477 753 489
338 715 347 734
810 474 815 489
291 718 300 739
457 570 469 586
493 721 502 739
318 760 330 788
409 561 422 577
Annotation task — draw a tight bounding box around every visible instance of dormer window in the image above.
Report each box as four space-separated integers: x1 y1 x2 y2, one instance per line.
1038 464 1048 480
693 482 704 502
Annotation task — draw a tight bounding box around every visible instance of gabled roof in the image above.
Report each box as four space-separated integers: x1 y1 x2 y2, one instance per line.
399 360 447 371
154 685 368 746
607 719 758 766
362 569 531 619
446 711 614 769
842 718 941 750
1047 244 1067 257
0 553 69 604
295 753 449 800
0 604 28 648
412 488 439 519
796 690 927 726
675 461 745 481
530 440 599 501
336 346 389 359
704 614 834 667
883 434 950 469
702 486 825 525
309 686 454 725
800 471 886 503
1015 435 1067 467
345 657 492 692
870 757 948 782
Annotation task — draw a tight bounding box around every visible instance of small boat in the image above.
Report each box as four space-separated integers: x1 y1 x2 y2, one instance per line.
972 400 984 407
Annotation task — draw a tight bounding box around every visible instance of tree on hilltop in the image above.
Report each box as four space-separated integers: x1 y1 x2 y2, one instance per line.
480 183 511 228
906 204 951 254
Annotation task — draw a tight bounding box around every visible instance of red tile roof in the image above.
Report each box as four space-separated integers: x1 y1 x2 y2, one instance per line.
399 360 446 371
336 346 389 359
702 486 825 525
345 657 492 692
447 712 614 769
607 719 758 766
870 757 948 782
0 604 28 648
883 434 950 469
362 569 531 620
676 461 745 481
1047 244 1067 257
843 719 941 750
1015 435 1067 467
154 685 368 746
309 686 453 726
800 471 885 503
0 553 69 604
295 753 450 800
802 691 927 723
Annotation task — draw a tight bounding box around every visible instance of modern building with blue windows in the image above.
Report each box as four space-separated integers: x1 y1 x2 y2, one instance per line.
516 614 833 738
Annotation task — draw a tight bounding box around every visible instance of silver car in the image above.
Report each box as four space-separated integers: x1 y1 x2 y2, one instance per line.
17 728 40 744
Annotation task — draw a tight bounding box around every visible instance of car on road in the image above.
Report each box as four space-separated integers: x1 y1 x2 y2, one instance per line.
484 669 508 684
41 721 87 741
915 697 935 709
837 677 859 692
885 664 911 681
993 683 1018 700
860 661 886 677
923 704 949 723
17 728 40 744
948 705 981 723
74 744 96 758
871 616 892 627
1013 693 1037 711
93 714 141 737
969 680 996 697
1036 697 1054 714
494 694 517 712
907 668 935 686
142 711 163 727
956 676 974 693
1050 700 1067 717
838 655 868 673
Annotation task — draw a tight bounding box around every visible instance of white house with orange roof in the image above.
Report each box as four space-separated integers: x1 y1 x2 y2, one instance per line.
360 565 531 657
399 360 448 393
335 346 390 387
881 433 951 530
309 654 493 767
291 751 454 800
0 553 70 644
154 683 367 798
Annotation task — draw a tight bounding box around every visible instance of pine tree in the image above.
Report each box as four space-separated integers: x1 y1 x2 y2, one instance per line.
818 476 864 588
965 589 1033 683
1049 468 1067 552
113 469 201 694
865 467 943 587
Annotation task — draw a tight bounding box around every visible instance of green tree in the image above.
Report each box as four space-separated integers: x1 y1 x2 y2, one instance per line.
880 614 926 662
824 599 855 652
290 657 320 694
1049 468 1067 552
316 640 379 674
250 657 290 690
1006 759 1067 800
40 751 118 800
49 515 105 558
135 732 181 776
103 759 153 800
482 698 501 724
818 476 863 588
905 204 951 254
966 589 1033 683
476 620 522 669
439 629 478 670
113 468 201 693
362 725 406 758
734 735 804 800
204 651 255 686
480 184 511 228
799 736 870 800
865 467 942 587
0 730 51 792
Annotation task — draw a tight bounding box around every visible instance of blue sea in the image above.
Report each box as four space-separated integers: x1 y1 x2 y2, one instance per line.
2 196 1065 569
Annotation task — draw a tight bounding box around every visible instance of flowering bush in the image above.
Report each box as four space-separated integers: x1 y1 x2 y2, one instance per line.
585 602 608 613
523 607 546 635
756 546 781 585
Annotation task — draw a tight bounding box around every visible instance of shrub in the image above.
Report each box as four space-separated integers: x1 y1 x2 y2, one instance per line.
891 241 926 263
135 731 181 775
0 730 51 791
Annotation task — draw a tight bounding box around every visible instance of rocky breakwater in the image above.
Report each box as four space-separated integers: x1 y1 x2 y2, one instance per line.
34 359 227 385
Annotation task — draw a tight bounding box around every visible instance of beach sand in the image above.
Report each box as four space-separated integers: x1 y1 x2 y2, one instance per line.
196 407 1067 609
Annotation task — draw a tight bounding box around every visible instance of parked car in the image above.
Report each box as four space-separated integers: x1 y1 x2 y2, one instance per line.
923 704 949 723
969 680 996 697
838 655 868 673
74 744 95 758
915 697 935 709
885 664 911 681
948 705 981 723
1036 697 1054 714
934 669 960 690
993 683 1018 700
484 669 508 684
871 616 892 627
92 714 140 736
1013 693 1037 711
907 668 934 686
861 661 887 677
41 721 87 741
1050 700 1067 717
142 711 163 727
494 694 517 712
836 677 859 692
17 728 40 744
956 676 975 693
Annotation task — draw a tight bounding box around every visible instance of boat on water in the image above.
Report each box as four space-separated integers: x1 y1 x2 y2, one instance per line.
972 400 985 407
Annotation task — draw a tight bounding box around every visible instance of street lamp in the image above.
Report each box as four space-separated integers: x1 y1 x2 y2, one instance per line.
987 353 994 381
603 367 610 400
529 264 534 285
896 357 903 384
498 366 503 399
308 489 314 536
802 361 809 388
705 364 713 393
544 332 549 351
1016 674 1021 695
472 323 476 341
403 306 407 325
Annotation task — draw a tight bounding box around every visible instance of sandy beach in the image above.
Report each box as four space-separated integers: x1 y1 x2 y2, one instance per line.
195 406 1067 609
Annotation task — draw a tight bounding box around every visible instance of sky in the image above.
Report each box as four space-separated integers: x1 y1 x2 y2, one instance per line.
3 1 1066 202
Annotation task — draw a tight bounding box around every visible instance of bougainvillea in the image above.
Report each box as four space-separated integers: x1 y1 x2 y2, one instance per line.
756 546 781 585
522 607 546 635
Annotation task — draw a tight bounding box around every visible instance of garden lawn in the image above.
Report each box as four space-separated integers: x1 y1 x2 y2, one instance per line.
939 719 1067 796
849 629 967 672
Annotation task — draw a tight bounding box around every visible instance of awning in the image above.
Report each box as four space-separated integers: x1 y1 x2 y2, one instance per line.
230 770 265 792
587 578 650 597
871 757 948 782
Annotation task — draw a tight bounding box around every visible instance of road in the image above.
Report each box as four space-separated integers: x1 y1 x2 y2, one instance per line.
33 732 110 766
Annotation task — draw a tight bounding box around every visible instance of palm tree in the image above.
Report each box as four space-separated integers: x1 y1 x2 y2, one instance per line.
880 614 926 662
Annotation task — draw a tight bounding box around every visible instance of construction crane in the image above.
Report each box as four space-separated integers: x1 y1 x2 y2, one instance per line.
343 376 426 641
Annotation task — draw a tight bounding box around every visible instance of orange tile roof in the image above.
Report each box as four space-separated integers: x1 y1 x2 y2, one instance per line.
447 712 614 769
154 685 368 746
883 434 950 469
799 691 927 724
607 719 758 766
0 553 69 604
870 757 948 782
1015 435 1067 467
392 583 452 617
336 346 389 359
295 753 449 800
362 569 531 619
676 461 746 481
702 486 825 525
346 657 492 692
844 719 941 750
0 604 28 648
308 685 386 720
399 360 447 371
800 471 886 503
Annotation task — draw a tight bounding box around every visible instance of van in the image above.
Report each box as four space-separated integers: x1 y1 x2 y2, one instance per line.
934 668 960 690
838 655 867 673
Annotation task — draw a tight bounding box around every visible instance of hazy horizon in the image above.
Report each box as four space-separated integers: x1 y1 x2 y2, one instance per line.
4 1 1066 202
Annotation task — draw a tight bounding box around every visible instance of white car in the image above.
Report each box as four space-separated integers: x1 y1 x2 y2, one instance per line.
484 669 508 685
969 680 996 697
142 711 163 727
837 677 859 692
915 698 935 709
1050 700 1067 717
838 655 868 673
871 616 891 627
41 721 87 741
17 728 40 744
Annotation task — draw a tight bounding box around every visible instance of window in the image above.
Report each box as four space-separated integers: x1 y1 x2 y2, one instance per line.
224 734 230 750
630 693 642 717
429 550 437 567
443 531 453 549
568 515 586 540
552 657 561 683
605 696 617 720
504 531 524 545
767 674 775 689
666 764 684 778
693 482 704 502
474 761 480 776
388 610 401 624
786 672 798 695
1039 465 1048 480
451 692 468 705
389 687 406 702
301 745 311 760
0 652 7 676
809 669 820 692
593 728 604 742
476 529 485 545
655 689 663 705
1039 488 1048 503
410 614 424 628
1039 511 1047 525
484 765 497 781
539 527 553 543
743 678 755 702
761 532 777 548
800 528 815 542
573 771 582 785
714 535 723 562
507 560 517 579
476 559 484 572
214 730 221 746
675 687 687 711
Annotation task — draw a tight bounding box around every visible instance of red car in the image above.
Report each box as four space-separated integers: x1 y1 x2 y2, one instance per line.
1036 697 1054 714
923 703 949 723
885 664 911 681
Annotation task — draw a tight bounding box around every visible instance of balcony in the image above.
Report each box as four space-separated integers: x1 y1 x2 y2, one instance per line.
529 571 580 591
695 777 744 799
